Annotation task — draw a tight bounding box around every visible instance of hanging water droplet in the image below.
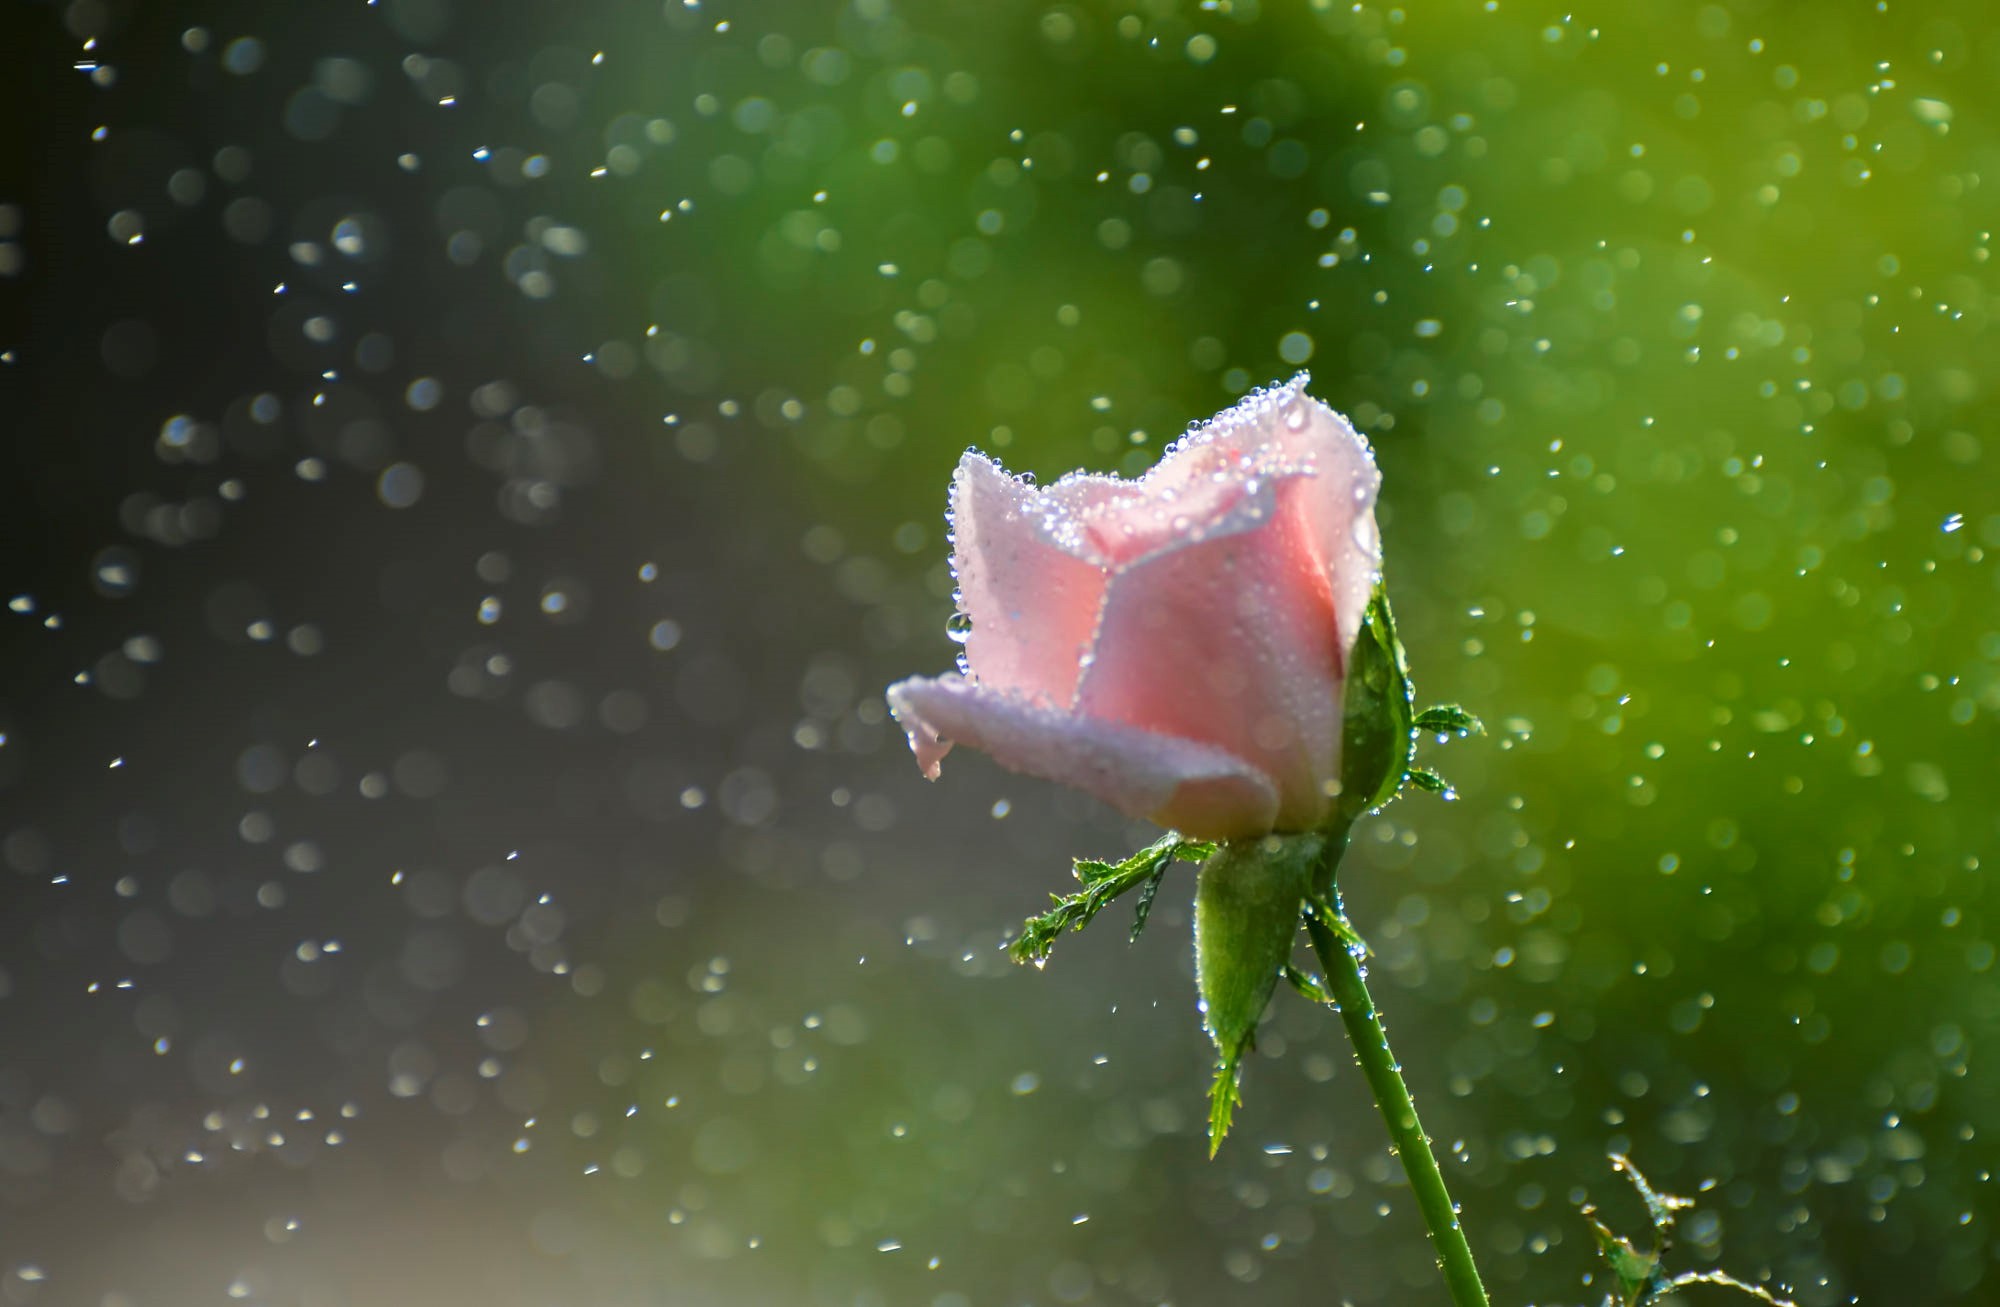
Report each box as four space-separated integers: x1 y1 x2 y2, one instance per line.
945 611 973 643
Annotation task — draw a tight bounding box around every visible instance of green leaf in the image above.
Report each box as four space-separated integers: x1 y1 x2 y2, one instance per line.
1314 900 1371 956
1613 1152 1694 1233
1194 834 1324 1152
1009 833 1207 965
1581 1155 1792 1307
1281 962 1334 1004
1664 1270 1796 1305
1414 704 1483 737
1337 584 1417 824
1206 1061 1242 1158
1406 767 1450 793
1583 1207 1659 1304
1071 857 1120 886
1129 867 1167 942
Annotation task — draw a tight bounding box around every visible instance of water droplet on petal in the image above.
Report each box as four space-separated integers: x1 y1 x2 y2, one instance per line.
945 611 973 644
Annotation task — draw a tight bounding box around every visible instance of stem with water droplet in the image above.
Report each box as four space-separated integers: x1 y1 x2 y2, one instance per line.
1304 893 1490 1307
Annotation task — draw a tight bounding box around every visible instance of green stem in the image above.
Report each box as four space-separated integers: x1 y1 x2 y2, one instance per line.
1304 895 1490 1307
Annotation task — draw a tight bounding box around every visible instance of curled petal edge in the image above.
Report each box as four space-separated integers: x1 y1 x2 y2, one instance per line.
886 674 1282 842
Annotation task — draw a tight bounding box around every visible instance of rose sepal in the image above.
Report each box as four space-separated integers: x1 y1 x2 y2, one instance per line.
1191 832 1324 1153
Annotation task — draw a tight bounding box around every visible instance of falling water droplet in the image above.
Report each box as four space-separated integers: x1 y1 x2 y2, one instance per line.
1942 512 1964 533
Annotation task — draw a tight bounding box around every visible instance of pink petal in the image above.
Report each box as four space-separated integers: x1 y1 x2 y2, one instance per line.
1074 453 1373 832
1163 373 1359 488
1019 374 1378 601
886 674 1281 840
1245 380 1382 671
1074 458 1257 569
1091 374 1381 685
949 453 1109 706
898 375 1379 840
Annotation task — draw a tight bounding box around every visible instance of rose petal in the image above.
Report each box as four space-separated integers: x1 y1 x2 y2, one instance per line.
1240 378 1382 670
899 376 1381 840
1074 459 1257 569
1085 374 1380 682
1013 375 1377 593
949 452 1109 705
1073 468 1346 832
886 674 1280 840
1161 373 1355 485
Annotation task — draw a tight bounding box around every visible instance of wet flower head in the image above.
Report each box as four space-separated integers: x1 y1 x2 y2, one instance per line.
888 373 1382 841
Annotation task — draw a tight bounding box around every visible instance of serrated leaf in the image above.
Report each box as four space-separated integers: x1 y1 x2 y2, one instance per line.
1581 1155 1793 1307
1281 962 1334 1004
1129 867 1166 942
1584 1207 1659 1298
1206 1061 1241 1158
1010 833 1208 965
1664 1270 1796 1305
1194 834 1323 1152
1319 903 1371 956
1072 857 1119 886
1415 704 1483 736
1613 1152 1694 1232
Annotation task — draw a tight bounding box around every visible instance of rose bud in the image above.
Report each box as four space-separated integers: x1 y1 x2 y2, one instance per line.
887 373 1382 842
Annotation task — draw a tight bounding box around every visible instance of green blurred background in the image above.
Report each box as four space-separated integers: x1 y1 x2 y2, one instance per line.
4 0 1998 1303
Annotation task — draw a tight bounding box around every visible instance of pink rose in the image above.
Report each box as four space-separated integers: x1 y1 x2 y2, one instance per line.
887 374 1382 842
